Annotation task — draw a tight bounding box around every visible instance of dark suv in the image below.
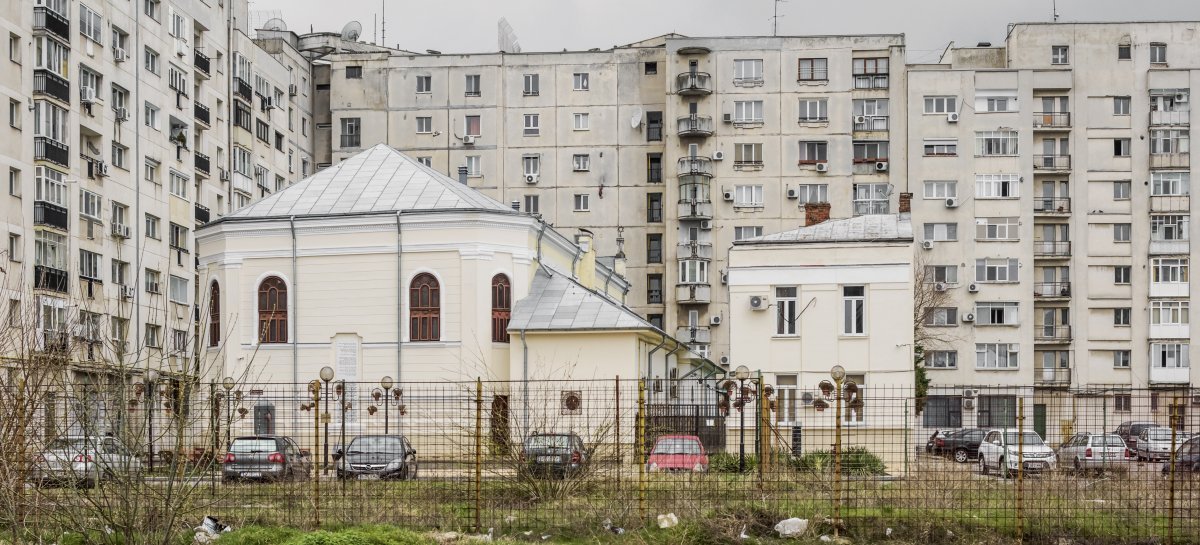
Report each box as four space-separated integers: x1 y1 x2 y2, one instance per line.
522 432 588 478
222 435 311 483
1114 421 1158 452
940 428 986 463
1162 436 1200 477
334 435 418 481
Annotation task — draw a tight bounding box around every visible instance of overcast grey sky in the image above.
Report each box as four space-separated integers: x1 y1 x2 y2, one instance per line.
252 0 1200 63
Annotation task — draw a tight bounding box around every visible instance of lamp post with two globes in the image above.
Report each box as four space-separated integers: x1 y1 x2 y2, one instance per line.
813 365 858 539
319 366 334 475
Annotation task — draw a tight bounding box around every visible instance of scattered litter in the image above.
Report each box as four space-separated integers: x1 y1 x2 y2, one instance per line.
192 517 231 545
504 514 517 523
819 535 833 542
431 531 460 543
522 531 532 536
540 534 551 540
886 527 893 538
739 524 750 539
1088 499 1107 504
775 518 810 538
947 530 956 538
657 513 679 529
602 518 626 535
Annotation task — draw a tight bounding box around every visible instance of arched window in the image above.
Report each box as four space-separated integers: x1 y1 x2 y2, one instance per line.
491 274 511 343
257 276 288 344
208 282 221 347
409 273 440 341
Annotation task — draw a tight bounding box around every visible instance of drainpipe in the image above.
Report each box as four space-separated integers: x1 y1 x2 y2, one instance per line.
534 220 548 269
289 216 298 388
520 329 529 432
646 337 669 396
395 211 403 383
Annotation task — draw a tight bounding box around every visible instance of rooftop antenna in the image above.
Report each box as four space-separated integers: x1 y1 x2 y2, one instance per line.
498 18 521 52
381 0 386 49
772 0 787 36
341 20 362 43
1052 0 1059 22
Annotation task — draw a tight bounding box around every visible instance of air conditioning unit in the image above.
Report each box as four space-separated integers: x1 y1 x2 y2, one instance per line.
262 96 275 110
853 115 868 124
699 220 713 230
719 355 730 365
922 240 934 250
712 150 725 161
963 388 979 398
722 113 733 123
962 313 975 323
120 285 134 300
968 283 979 293
875 161 889 172
786 188 799 199
148 282 161 294
722 190 734 201
749 295 768 310
934 282 947 292
113 47 128 62
962 398 977 411
114 107 129 122
175 40 188 57
462 135 476 145
720 271 728 284
1175 93 1189 103
1191 394 1200 406
710 315 722 326
945 197 958 208
524 174 539 184
111 223 130 238
95 162 109 177
815 162 829 172
219 169 230 182
80 87 98 104
289 84 298 96
947 112 960 123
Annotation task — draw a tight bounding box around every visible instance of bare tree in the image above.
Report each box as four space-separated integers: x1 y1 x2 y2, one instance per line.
911 251 964 412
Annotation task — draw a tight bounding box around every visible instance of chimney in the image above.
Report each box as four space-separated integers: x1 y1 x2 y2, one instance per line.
898 192 913 213
574 229 597 287
457 166 468 185
803 202 831 226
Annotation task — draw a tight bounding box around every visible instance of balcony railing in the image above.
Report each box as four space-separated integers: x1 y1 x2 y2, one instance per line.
1035 325 1073 342
194 50 211 77
194 152 210 175
194 203 211 224
1151 195 1191 212
853 74 889 89
234 78 253 103
1034 241 1071 257
646 124 663 142
675 325 712 344
1032 112 1071 128
676 115 714 137
733 161 764 171
677 200 714 220
1149 239 1190 255
675 72 712 95
852 116 889 131
340 134 362 148
675 284 712 305
34 265 69 293
33 6 70 41
1033 154 1071 170
1149 365 1190 384
677 241 714 260
1151 153 1190 169
33 70 70 103
852 201 890 216
34 201 69 230
1033 282 1071 298
677 157 713 178
34 137 70 168
194 102 211 126
1034 197 1071 214
1034 367 1072 387
1150 110 1189 126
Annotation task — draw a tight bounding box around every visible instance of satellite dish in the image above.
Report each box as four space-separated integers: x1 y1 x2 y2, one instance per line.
630 107 644 129
341 21 363 42
262 18 287 32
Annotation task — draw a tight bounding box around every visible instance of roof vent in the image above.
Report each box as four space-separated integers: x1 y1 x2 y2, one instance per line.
457 167 468 185
511 200 520 211
976 42 992 47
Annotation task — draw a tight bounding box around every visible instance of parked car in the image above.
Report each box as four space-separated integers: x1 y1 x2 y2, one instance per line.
522 432 588 478
221 435 312 483
940 428 986 463
1114 421 1158 452
333 435 418 480
1161 436 1200 477
924 430 953 455
978 429 1057 477
1058 432 1131 474
646 435 708 472
1137 427 1191 461
32 436 141 488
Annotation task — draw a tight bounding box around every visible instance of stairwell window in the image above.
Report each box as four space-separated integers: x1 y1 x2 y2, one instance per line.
798 58 828 81
573 194 589 212
1051 45 1069 64
646 234 662 264
842 286 865 335
491 274 511 343
776 287 797 336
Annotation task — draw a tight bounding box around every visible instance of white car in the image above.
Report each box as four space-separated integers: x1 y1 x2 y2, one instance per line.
1136 427 1190 461
977 429 1057 478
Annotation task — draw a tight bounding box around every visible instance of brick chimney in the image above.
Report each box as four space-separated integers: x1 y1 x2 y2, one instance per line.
898 192 913 214
803 202 831 226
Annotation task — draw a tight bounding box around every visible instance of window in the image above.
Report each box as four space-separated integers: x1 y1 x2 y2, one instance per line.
852 183 890 215
1150 215 1189 241
679 260 707 284
733 101 763 124
169 223 188 251
798 141 827 163
144 102 159 130
647 274 663 304
976 174 1019 199
417 157 432 167
33 101 67 143
1114 265 1132 285
145 324 161 348
647 193 663 222
1114 138 1131 157
340 118 361 148
975 218 1018 241
111 143 127 169
924 96 957 114
9 99 19 129
35 230 67 273
646 234 662 263
975 258 1019 283
852 99 889 130
491 274 511 343
647 153 662 182
1152 258 1189 284
1150 300 1189 326
171 328 187 354
573 113 589 131
927 352 958 369
409 273 440 341
644 62 657 75
110 84 128 112
522 114 539 136
923 181 957 199
523 195 539 214
8 233 20 262
465 156 481 176
145 214 160 239
976 344 1019 369
842 286 865 335
1114 307 1131 326
923 223 958 241
464 115 481 137
976 131 1018 156
798 99 828 122
169 274 188 304
795 184 828 204
573 194 590 212
9 33 19 64
1111 96 1131 116
924 307 958 327
79 5 104 43
976 302 1019 325
144 47 159 75
8 168 19 197
734 226 764 240
797 58 828 81
253 119 269 143
1150 129 1189 154
852 58 888 89
1114 223 1132 242
1051 45 1069 64
110 259 128 286
522 155 539 176
1118 44 1132 60
169 171 188 199
465 74 481 96
852 141 888 162
733 59 763 84
415 75 431 93
145 269 160 293
572 72 589 91
926 265 958 284
1150 43 1167 64
923 396 964 429
1113 180 1131 199
645 111 663 141
980 94 1017 112
1113 350 1131 368
776 287 797 335
734 185 764 207
79 250 101 280
258 276 288 343
1151 343 1189 369
522 74 539 96
35 166 67 206
734 143 763 167
345 66 362 79
233 102 251 131
1152 172 1190 196
79 190 102 220
168 66 186 94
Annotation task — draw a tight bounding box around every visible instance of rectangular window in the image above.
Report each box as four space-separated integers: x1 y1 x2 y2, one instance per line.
1113 180 1131 199
415 75 431 93
647 274 663 304
927 352 958 370
1118 44 1132 60
646 234 662 264
924 307 958 326
798 58 828 81
34 231 67 270
33 101 68 143
1051 45 1069 64
776 287 797 335
976 302 1020 325
1151 172 1190 196
976 344 1019 369
1114 96 1131 115
1151 343 1189 368
975 217 1019 240
464 115 481 137
169 171 188 199
35 166 67 206
572 154 590 171
924 96 957 114
679 260 707 284
145 324 161 348
795 184 828 204
1114 266 1131 285
1152 258 1189 284
976 174 1019 199
976 131 1019 156
1114 138 1131 157
733 100 764 123
417 156 432 167
647 193 663 222
1150 215 1190 241
1150 129 1189 154
923 223 958 241
522 114 539 136
734 226 764 241
975 258 1019 283
573 113 589 131
842 286 865 335
733 59 763 84
145 214 160 239
340 117 361 148
924 139 957 156
110 259 128 286
79 250 101 280
734 143 763 167
922 396 962 427
169 223 188 251
9 98 19 129
923 181 957 199
926 265 958 284
111 143 127 169
1114 350 1132 368
9 33 19 64
144 47 159 75
572 72 589 91
647 153 662 182
144 102 159 130
79 5 104 43
734 185 764 207
1150 43 1167 64
523 195 539 214
8 167 19 197
977 396 1018 427
1114 223 1132 242
169 274 188 304
644 62 657 75
798 141 827 163
852 58 889 89
344 66 363 79
79 189 102 220
798 99 828 122
465 155 481 176
573 194 589 212
980 94 1018 113
465 74 481 96
852 183 890 215
852 141 888 162
852 98 889 130
522 155 539 176
1150 300 1189 326
522 74 539 96
7 234 19 262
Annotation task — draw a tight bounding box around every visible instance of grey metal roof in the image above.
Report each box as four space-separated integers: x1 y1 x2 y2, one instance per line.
738 214 913 245
508 269 655 332
228 144 513 218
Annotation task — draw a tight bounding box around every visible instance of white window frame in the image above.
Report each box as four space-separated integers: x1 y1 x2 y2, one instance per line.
523 114 539 136
977 92 1018 113
34 37 69 78
415 75 432 93
923 181 957 199
798 99 828 122
1150 129 1190 154
733 59 764 84
79 189 102 220
79 250 102 280
733 184 764 207
1151 172 1190 196
733 100 764 124
416 117 432 134
522 73 539 96
1150 300 1189 326
976 174 1019 199
169 274 188 304
33 101 68 143
522 155 539 176
169 170 188 199
572 72 589 91
1150 43 1168 64
975 258 1019 283
925 307 958 326
923 138 957 156
798 141 827 163
572 154 590 172
733 226 764 241
975 131 1019 156
679 260 708 284
35 166 67 206
1151 258 1189 284
144 47 159 75
976 343 1020 369
928 351 958 369
852 183 890 215
775 286 797 336
841 285 866 336
572 113 589 131
976 217 1019 241
1114 96 1131 116
1051 45 1069 64
1114 223 1132 242
923 96 957 114
465 155 481 177
795 184 828 204
976 302 1020 326
573 193 589 212
925 265 958 284
1150 214 1190 241
923 223 958 242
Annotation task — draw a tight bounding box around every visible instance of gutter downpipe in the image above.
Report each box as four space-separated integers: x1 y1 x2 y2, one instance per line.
396 212 403 383
520 330 529 432
646 337 669 400
290 216 298 388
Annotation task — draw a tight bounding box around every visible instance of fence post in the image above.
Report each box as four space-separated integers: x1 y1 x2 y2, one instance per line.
209 380 217 496
475 378 483 534
637 378 647 521
1015 396 1024 545
757 371 766 493
1167 396 1179 545
614 376 621 470
310 381 321 528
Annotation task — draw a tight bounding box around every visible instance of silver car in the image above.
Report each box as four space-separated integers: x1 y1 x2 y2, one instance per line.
1058 432 1130 474
32 436 142 488
1137 427 1190 461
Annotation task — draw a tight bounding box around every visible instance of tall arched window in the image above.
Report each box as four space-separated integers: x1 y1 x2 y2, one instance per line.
410 273 440 341
491 274 511 343
257 276 288 344
208 281 221 347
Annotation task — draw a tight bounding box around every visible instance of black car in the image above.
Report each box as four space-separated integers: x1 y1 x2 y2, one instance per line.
940 428 986 463
221 435 312 483
333 435 418 481
925 430 952 454
522 432 588 478
1114 421 1158 452
1161 436 1200 477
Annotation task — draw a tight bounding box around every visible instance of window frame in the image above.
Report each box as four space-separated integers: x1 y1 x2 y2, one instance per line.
491 274 511 343
257 276 288 344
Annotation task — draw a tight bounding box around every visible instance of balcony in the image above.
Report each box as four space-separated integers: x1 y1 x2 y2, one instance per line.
33 70 70 104
194 152 210 176
1034 241 1071 257
1033 282 1071 299
1032 112 1071 129
340 134 362 148
1149 365 1190 385
232 173 254 195
1150 322 1189 340
1034 325 1073 343
675 284 712 304
677 241 714 260
677 157 713 178
1150 281 1189 298
852 116 889 132
733 161 764 171
676 115 713 137
1150 239 1189 255
1151 153 1190 169
194 102 211 127
34 137 70 168
675 72 713 96
194 203 211 225
1033 197 1071 215
33 6 70 42
34 201 69 230
852 201 890 216
38 330 70 353
34 265 69 293
853 74 889 90
1151 195 1190 212
234 78 253 103
194 51 211 78
675 325 712 344
1033 154 1071 171
1034 367 1072 387
677 200 714 220
1150 110 1189 126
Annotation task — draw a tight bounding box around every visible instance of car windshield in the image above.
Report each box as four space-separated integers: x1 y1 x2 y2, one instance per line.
526 435 572 449
47 438 88 451
653 438 701 455
1004 432 1044 446
1093 435 1125 447
230 439 277 453
1147 429 1178 441
349 436 404 453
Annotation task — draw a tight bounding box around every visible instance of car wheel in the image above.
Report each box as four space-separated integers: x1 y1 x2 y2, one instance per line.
1073 458 1082 474
978 457 988 476
1000 458 1012 479
954 449 969 464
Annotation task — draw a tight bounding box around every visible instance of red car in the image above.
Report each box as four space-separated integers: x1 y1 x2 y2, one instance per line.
646 435 708 472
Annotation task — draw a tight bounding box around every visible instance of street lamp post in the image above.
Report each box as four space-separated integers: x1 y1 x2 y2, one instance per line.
815 365 856 539
146 369 158 472
380 376 393 434
733 365 752 473
319 366 335 475
221 377 235 449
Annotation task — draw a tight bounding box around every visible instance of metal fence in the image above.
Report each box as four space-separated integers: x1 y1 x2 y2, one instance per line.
6 378 1200 543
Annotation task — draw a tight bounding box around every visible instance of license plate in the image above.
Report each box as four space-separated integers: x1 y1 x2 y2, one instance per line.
240 472 262 478
1024 462 1044 470
536 456 558 463
356 474 380 480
